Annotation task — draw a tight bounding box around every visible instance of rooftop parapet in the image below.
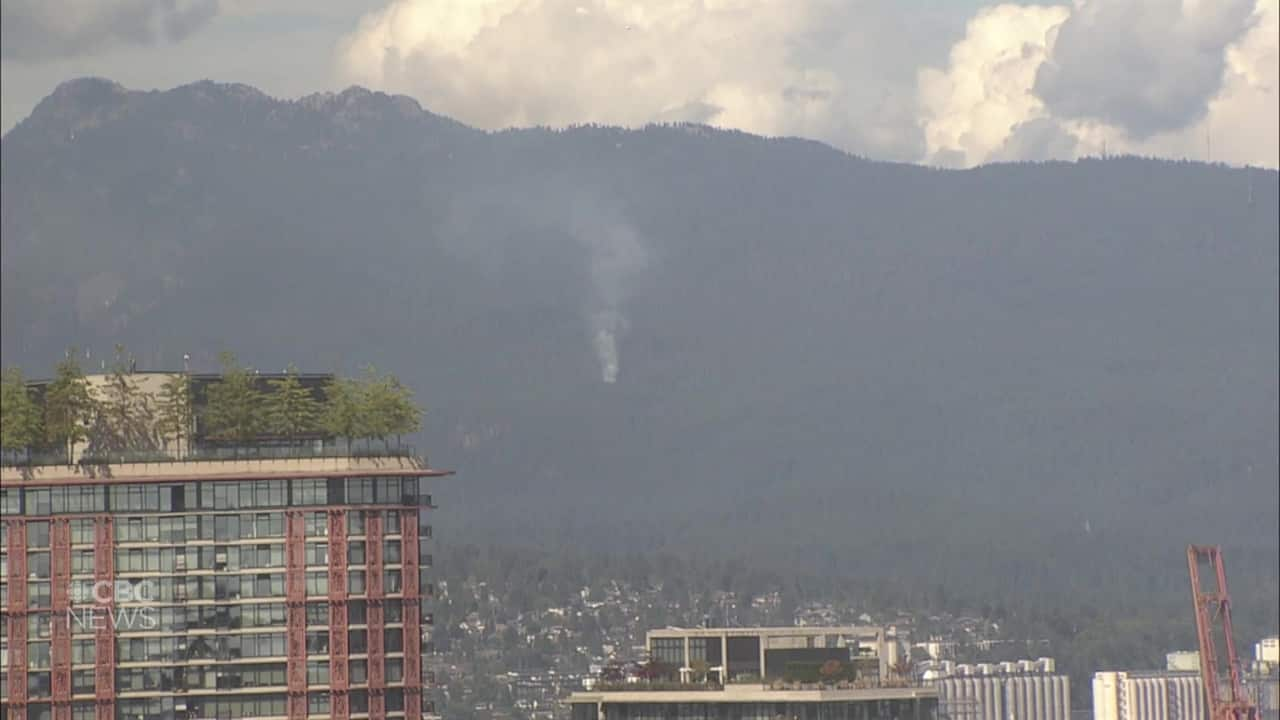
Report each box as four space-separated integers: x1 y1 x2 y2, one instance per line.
0 449 449 486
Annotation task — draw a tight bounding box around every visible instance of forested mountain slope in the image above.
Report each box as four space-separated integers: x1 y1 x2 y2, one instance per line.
3 78 1276 624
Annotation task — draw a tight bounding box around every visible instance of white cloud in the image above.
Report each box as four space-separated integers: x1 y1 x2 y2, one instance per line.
917 3 1069 167
917 0 1278 168
1035 0 1257 139
335 0 935 161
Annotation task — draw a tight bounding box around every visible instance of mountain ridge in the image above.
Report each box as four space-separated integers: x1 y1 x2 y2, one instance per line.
2 79 1276 618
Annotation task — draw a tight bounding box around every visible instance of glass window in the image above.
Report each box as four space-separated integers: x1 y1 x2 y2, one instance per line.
305 512 327 537
306 631 328 654
306 572 328 596
27 489 52 516
72 640 96 665
348 541 366 565
306 543 328 566
70 519 94 545
294 479 326 505
27 520 51 547
348 630 367 654
385 628 403 652
305 602 328 626
309 692 330 715
27 551 51 579
0 489 19 515
29 642 52 668
651 638 684 666
28 671 51 698
28 581 51 608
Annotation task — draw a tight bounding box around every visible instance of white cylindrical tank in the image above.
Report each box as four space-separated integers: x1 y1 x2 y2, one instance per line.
1033 675 1046 720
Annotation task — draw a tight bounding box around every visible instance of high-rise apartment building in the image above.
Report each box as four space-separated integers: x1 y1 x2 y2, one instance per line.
0 370 449 720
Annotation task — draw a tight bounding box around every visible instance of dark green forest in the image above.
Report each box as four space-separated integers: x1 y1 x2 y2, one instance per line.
2 79 1276 680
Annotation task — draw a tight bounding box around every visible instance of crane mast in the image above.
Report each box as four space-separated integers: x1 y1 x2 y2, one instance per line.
1187 545 1259 720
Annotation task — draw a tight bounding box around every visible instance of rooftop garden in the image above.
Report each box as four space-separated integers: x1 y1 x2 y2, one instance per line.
0 347 423 466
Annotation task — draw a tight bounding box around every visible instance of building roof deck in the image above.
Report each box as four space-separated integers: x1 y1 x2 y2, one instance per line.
569 685 937 704
649 626 885 638
0 453 452 486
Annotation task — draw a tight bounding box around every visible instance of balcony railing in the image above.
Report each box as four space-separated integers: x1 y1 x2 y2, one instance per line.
1 441 418 467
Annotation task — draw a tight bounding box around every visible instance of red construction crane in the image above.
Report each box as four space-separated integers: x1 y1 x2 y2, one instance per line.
1187 545 1259 720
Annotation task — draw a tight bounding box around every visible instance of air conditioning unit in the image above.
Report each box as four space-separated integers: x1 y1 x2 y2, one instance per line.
175 556 187 570
214 552 227 564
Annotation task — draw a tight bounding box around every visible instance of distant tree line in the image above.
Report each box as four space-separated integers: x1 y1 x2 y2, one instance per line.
0 347 422 460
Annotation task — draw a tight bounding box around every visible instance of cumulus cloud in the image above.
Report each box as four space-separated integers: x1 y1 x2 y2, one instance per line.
990 117 1079 163
1 0 219 61
1034 0 1258 139
918 3 1069 167
918 0 1278 168
336 0 937 161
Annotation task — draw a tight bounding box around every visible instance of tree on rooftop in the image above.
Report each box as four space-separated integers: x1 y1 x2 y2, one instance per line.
819 659 845 685
1 367 43 452
202 352 265 445
363 366 423 445
322 366 422 451
157 371 194 459
89 345 157 454
321 375 367 452
43 349 97 460
266 364 321 443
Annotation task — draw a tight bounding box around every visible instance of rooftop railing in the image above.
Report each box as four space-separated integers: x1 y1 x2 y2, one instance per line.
1 441 418 468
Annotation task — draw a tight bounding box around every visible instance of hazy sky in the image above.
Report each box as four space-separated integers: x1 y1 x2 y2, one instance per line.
2 0 1277 168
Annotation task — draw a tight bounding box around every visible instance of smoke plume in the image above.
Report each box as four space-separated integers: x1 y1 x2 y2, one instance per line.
570 210 648 385
439 183 650 384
